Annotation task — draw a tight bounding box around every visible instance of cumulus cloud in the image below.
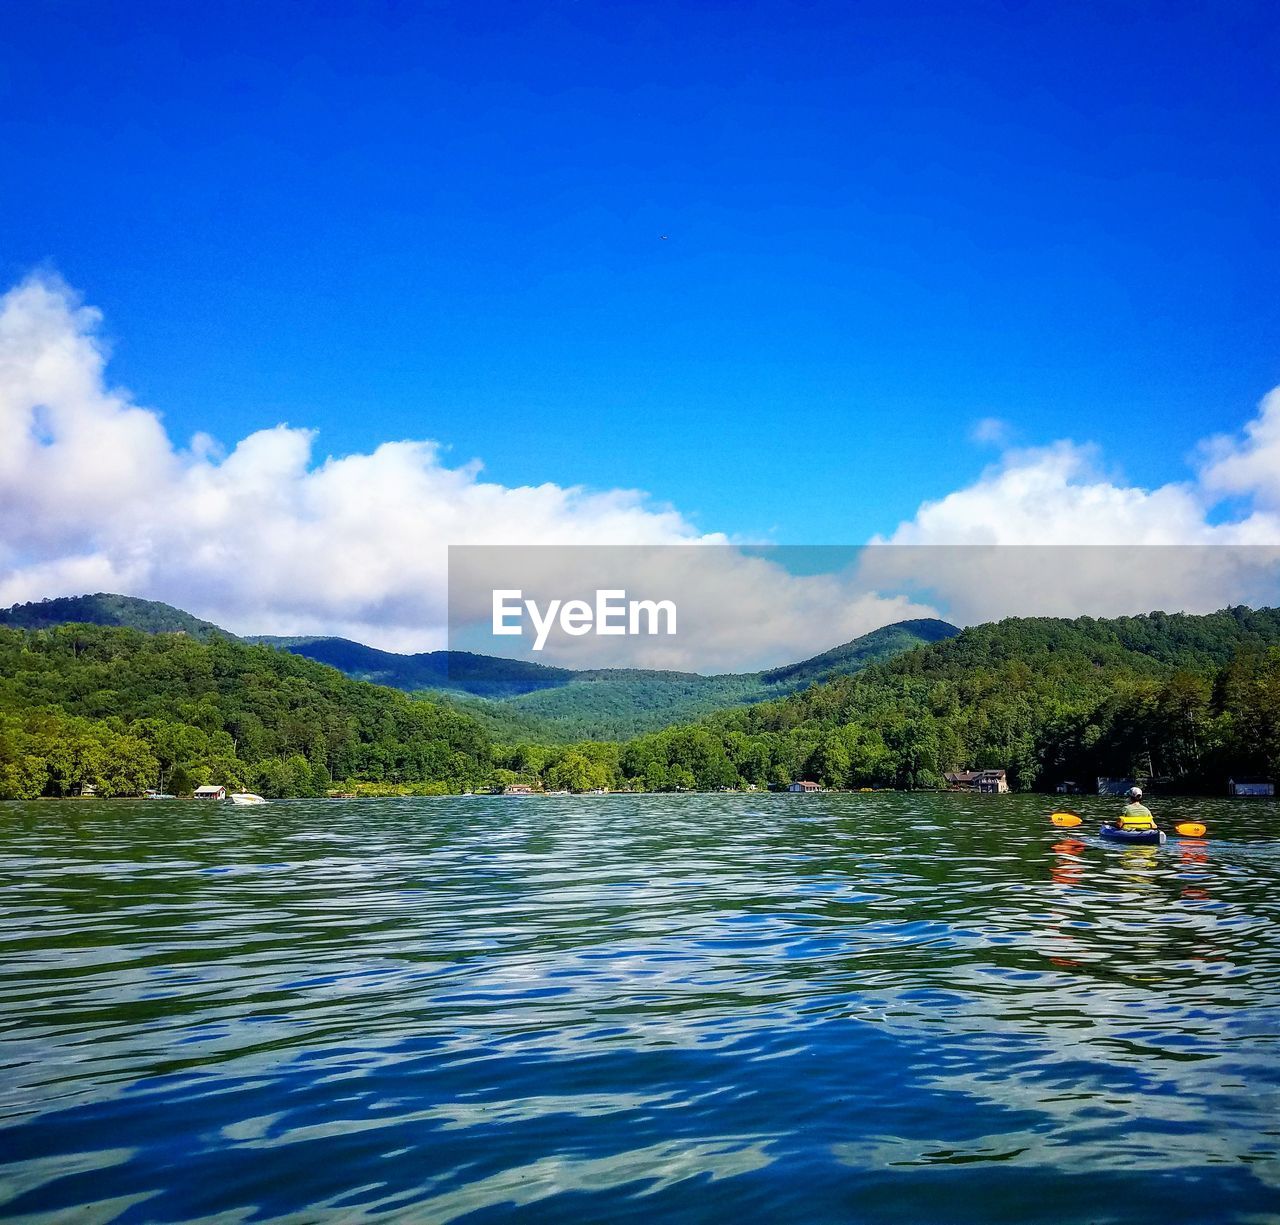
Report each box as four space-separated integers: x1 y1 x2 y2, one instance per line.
0 274 934 665
0 274 719 650
1198 387 1280 511
877 441 1216 546
865 404 1280 622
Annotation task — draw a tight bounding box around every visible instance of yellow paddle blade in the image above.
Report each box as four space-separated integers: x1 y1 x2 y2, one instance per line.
1175 822 1207 838
1050 812 1083 828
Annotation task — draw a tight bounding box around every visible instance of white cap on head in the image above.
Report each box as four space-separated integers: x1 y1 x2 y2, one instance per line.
1127 786 1143 800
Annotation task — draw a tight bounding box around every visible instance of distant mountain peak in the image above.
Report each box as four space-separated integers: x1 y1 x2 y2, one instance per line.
757 617 960 688
0 593 232 641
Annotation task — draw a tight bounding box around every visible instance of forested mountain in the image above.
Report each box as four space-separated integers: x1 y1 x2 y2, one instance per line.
4 603 1277 800
265 617 961 739
512 607 1280 795
3 596 959 741
0 594 232 640
0 625 492 799
757 618 959 688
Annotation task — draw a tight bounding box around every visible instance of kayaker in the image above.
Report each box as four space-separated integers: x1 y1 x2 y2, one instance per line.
1117 786 1157 831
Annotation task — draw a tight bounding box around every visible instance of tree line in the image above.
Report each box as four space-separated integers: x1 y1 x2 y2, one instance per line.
494 608 1280 794
1 608 1278 799
0 626 493 799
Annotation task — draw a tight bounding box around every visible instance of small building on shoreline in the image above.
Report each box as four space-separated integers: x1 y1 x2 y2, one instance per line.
945 769 1009 794
1229 777 1275 797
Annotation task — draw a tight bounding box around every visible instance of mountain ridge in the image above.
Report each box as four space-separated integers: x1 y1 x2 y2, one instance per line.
2 600 1276 796
0 593 233 641
0 593 960 740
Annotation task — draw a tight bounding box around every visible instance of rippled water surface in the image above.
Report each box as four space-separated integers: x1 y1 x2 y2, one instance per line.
2 793 1278 1223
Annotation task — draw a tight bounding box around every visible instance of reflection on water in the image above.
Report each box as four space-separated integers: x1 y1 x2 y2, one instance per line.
0 793 1277 1223
1050 837 1086 888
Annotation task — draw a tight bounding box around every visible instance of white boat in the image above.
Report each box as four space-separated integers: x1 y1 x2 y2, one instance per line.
229 792 268 806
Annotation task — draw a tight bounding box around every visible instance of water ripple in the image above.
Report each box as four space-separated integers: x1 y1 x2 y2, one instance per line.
1 792 1278 1222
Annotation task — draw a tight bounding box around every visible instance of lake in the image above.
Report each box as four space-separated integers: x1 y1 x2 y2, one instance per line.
1 793 1277 1223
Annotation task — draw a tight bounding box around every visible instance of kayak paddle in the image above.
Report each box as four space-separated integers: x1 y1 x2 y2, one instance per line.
1051 811 1206 837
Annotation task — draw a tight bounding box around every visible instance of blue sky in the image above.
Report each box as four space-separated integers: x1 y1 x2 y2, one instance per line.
2 0 1277 549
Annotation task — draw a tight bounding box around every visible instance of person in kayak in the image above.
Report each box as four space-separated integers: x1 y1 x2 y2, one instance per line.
1117 786 1157 831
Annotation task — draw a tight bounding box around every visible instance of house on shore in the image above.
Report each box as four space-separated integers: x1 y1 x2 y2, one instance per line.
502 783 535 796
1229 777 1275 797
788 780 821 793
945 769 1009 794
194 785 226 800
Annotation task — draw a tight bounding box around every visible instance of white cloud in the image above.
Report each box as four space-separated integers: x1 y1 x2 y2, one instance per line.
0 274 719 650
877 440 1218 546
1198 386 1280 511
882 387 1280 548
0 274 934 665
867 402 1280 621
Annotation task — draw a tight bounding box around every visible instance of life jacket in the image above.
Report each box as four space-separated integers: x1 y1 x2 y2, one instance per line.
1118 803 1155 831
